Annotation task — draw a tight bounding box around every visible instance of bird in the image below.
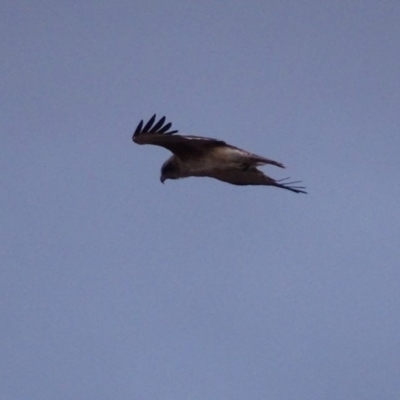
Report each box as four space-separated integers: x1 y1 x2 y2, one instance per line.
132 114 307 194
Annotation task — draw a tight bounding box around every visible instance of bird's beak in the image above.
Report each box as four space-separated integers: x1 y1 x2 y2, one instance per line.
160 176 165 184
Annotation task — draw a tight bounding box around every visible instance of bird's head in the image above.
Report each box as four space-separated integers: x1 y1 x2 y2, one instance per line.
160 158 180 183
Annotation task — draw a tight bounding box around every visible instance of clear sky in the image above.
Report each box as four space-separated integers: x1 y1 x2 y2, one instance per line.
2 1 400 399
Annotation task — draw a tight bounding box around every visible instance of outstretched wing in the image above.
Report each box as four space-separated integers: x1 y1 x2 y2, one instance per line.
212 168 307 193
133 114 226 158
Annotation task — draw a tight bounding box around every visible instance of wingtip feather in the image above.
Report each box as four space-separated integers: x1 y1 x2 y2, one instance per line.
132 114 179 143
133 119 144 137
142 114 156 132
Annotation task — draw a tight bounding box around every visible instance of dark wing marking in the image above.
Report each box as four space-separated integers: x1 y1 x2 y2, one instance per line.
274 177 307 194
133 114 227 158
133 114 178 137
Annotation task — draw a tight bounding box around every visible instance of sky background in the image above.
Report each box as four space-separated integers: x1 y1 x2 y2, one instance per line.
1 1 400 399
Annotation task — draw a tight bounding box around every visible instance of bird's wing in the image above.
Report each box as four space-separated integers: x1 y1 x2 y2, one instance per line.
133 114 226 158
216 145 285 168
212 167 307 193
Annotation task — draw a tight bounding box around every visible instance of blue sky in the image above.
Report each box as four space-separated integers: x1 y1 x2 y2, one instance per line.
2 1 400 399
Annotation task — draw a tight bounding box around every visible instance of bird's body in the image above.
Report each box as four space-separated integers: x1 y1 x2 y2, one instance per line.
132 115 307 194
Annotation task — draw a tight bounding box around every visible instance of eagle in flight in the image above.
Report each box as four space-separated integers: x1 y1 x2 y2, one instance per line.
132 115 307 194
